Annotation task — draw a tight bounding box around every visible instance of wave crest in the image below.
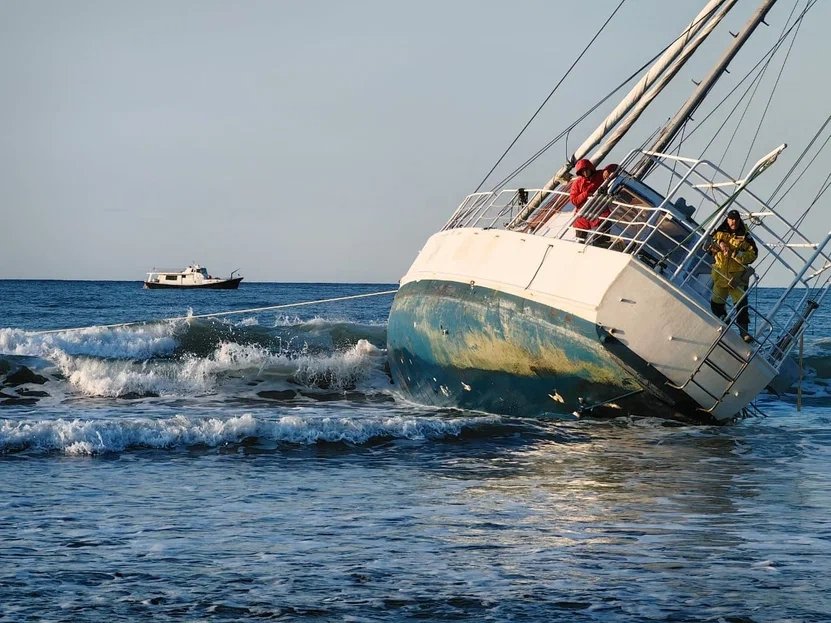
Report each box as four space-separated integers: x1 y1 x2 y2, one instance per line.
0 412 499 455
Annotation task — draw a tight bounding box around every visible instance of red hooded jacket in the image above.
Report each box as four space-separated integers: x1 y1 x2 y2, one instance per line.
570 163 618 231
570 170 605 210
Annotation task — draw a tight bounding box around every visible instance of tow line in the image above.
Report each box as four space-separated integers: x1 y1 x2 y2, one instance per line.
29 289 400 336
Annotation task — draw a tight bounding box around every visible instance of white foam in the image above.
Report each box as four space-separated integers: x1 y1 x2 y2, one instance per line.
0 412 500 455
291 339 388 391
50 341 273 398
33 337 388 398
271 315 387 328
0 323 179 360
55 353 211 398
272 314 305 327
1 313 391 399
235 317 260 327
176 338 388 393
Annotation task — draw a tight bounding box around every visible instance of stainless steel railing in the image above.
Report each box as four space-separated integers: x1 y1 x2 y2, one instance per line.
439 148 831 368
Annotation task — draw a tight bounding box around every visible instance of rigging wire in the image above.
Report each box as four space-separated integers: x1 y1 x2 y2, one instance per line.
662 0 823 265
693 14 796 161
486 0 815 196
28 289 400 336
486 1 733 191
738 0 804 174
812 167 831 211
714 59 773 170
707 0 801 171
742 121 830 291
773 124 831 222
487 92 618 191
667 121 688 196
473 0 628 193
767 112 831 207
794 149 831 228
694 64 767 159
674 0 817 148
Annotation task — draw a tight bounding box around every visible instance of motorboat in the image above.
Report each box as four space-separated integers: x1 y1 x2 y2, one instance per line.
144 264 243 289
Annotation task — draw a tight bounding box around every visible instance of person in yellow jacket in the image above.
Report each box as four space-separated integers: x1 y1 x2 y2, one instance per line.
709 209 758 342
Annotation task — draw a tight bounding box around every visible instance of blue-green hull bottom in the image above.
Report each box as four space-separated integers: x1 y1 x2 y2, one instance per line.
386 280 710 424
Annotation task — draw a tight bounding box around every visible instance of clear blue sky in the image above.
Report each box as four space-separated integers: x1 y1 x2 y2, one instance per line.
1 0 828 282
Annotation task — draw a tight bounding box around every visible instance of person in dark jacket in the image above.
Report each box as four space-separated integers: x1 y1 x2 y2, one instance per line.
709 209 758 342
570 159 619 239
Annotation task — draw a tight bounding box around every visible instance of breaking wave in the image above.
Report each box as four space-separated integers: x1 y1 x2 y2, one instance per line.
0 412 503 456
0 317 392 401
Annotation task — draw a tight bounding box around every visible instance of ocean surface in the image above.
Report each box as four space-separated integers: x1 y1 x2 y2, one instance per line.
1 280 830 622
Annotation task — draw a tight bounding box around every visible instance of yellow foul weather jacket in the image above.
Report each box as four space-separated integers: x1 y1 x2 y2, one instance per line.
711 230 757 289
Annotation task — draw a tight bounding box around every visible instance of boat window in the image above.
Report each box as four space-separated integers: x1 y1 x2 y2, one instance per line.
165 275 178 281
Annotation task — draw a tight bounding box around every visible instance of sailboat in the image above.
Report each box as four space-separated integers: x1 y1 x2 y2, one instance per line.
385 0 831 424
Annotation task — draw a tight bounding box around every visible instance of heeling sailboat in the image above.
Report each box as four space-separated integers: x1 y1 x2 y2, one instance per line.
385 0 831 424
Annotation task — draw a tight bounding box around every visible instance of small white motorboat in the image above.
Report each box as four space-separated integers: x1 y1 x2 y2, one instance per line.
144 264 243 289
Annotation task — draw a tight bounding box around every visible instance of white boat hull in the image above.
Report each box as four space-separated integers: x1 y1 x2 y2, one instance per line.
387 228 777 423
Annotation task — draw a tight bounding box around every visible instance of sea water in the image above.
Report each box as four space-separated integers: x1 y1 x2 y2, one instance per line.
1 280 830 622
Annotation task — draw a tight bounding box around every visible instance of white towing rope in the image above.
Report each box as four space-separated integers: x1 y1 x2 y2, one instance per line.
29 289 400 336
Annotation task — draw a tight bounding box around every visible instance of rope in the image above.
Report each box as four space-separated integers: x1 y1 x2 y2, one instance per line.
28 289 400 336
472 0 628 193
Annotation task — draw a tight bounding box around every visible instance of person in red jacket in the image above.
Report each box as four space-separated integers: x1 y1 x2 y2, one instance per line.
570 159 618 239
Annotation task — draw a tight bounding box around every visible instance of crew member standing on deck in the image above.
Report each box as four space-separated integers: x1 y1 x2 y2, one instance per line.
570 159 619 239
709 209 758 342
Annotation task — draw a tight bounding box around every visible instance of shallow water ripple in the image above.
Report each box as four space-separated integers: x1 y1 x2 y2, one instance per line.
1 282 830 621
0 408 829 622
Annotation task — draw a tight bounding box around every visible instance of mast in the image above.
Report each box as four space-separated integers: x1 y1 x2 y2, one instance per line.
633 0 779 178
588 0 737 166
566 0 732 172
509 0 734 226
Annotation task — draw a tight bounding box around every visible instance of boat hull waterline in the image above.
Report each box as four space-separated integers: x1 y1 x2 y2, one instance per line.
388 278 705 423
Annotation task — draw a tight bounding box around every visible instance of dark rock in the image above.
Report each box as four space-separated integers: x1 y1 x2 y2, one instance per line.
366 393 396 404
257 390 298 400
0 359 11 375
119 391 160 400
4 367 48 387
1 397 39 406
298 390 363 402
17 389 50 397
